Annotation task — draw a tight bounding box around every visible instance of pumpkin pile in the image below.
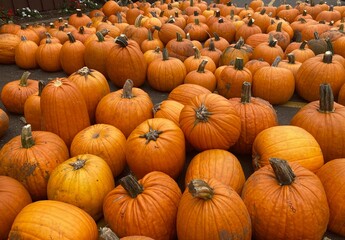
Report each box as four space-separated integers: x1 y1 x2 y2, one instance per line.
1 0 345 238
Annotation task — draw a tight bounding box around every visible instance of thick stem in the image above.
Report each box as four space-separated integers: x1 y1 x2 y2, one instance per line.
77 66 93 76
139 125 163 144
122 79 134 99
193 46 201 59
299 40 308 50
76 9 83 17
96 31 105 42
272 56 282 66
162 48 170 61
325 38 334 54
248 18 255 26
195 104 211 123
69 159 86 170
134 14 144 28
99 227 120 240
152 102 161 115
323 51 333 63
19 71 31 87
213 32 220 41
269 158 296 186
208 39 216 51
21 124 35 149
197 59 208 73
268 38 278 47
276 21 283 32
318 83 335 113
79 26 85 34
67 32 76 43
240 81 252 104
234 57 244 70
176 32 183 42
115 35 128 47
234 37 244 49
287 53 296 64
120 174 144 198
188 179 214 200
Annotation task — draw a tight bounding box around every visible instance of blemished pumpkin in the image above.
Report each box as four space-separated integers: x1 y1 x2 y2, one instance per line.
0 176 32 240
179 93 241 151
70 124 127 178
0 108 9 137
103 172 182 240
8 200 98 239
184 149 245 194
177 178 252 240
40 77 90 148
47 154 115 221
317 158 345 237
96 79 153 138
126 118 185 179
0 71 38 114
252 125 324 172
242 158 329 240
0 124 69 201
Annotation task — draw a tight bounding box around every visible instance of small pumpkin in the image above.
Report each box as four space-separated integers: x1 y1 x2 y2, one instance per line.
184 59 217 92
14 36 38 69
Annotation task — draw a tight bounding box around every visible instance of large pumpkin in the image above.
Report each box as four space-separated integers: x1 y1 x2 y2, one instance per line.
70 124 127 178
126 118 185 179
252 125 324 172
95 79 153 138
0 33 20 64
0 124 69 200
8 200 98 239
316 158 345 237
40 77 90 147
103 172 182 240
47 154 115 221
242 158 329 240
179 93 241 151
177 178 252 240
0 176 32 240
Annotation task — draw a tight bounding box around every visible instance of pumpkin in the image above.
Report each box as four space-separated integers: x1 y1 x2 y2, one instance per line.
103 172 182 240
0 21 20 34
14 36 38 69
291 83 345 162
68 67 110 124
203 32 229 52
96 79 153 138
251 8 271 32
153 100 184 125
106 34 147 87
147 48 186 92
277 53 302 79
244 58 270 76
126 118 185 179
23 80 45 131
316 158 345 237
15 25 40 45
140 30 164 53
219 37 253 66
155 21 186 45
0 124 69 200
296 51 345 102
143 46 163 65
235 18 262 42
0 176 32 240
165 32 195 62
184 59 217 92
252 56 295 105
47 154 114 221
177 178 252 240
102 0 122 17
70 124 126 178
208 17 236 43
229 81 278 155
252 125 324 172
123 14 149 47
184 18 210 42
290 40 316 63
0 33 21 64
99 227 155 240
179 93 241 151
251 35 285 65
35 37 62 72
0 108 9 138
199 39 222 67
306 31 328 55
8 200 98 239
40 77 90 147
68 9 92 28
0 71 38 114
267 21 291 51
242 158 329 240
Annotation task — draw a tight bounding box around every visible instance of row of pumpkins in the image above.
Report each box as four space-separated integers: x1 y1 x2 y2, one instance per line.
1 0 345 239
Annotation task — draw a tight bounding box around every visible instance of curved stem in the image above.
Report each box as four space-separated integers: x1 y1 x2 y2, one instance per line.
188 179 214 200
19 71 31 87
67 32 76 43
318 83 335 113
197 59 208 73
120 174 144 198
115 35 128 47
287 53 296 64
269 158 296 185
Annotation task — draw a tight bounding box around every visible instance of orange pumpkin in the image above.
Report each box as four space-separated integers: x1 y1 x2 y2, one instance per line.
153 100 184 125
0 124 69 200
184 59 217 92
8 200 98 239
35 37 62 72
167 83 211 105
0 176 32 239
0 108 9 138
103 172 182 240
179 93 241 151
68 9 92 28
14 36 38 69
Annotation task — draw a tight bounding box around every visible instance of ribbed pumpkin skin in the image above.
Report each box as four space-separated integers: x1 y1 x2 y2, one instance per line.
70 124 127 178
14 37 38 69
179 93 241 151
47 154 115 221
153 100 184 126
0 33 21 64
167 83 211 105
0 130 69 201
126 118 186 179
35 40 62 72
103 171 182 240
8 200 98 240
242 162 329 240
184 149 245 194
0 176 32 240
23 90 41 131
252 125 324 172
0 108 9 137
177 178 252 240
317 158 345 237
40 78 90 147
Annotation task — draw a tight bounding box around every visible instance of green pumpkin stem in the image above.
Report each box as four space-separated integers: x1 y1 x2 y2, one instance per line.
69 159 86 170
234 57 244 70
147 29 153 41
276 21 283 32
234 37 244 49
19 71 31 87
240 81 252 104
197 59 208 73
120 174 144 198
318 83 335 113
99 227 120 240
188 179 214 200
176 32 183 42
122 79 134 99
269 158 296 185
21 124 35 149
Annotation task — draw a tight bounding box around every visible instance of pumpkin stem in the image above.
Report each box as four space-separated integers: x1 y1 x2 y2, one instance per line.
139 124 163 144
37 80 46 97
234 57 244 70
325 38 334 54
240 81 252 104
323 51 333 64
134 14 144 28
213 32 220 41
19 71 31 87
276 21 283 32
176 32 183 42
69 159 86 170
272 56 282 67
208 39 216 51
269 158 296 185
122 79 134 99
152 102 161 115
318 83 335 113
248 18 255 26
299 40 308 50
77 66 95 78
234 37 244 49
96 31 105 42
197 59 208 73
188 179 214 200
21 124 35 149
162 48 170 60
120 174 144 198
193 46 201 59
99 226 120 240
114 34 129 47
287 53 296 64
147 29 153 40
67 32 76 43
76 9 83 17
195 103 211 123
